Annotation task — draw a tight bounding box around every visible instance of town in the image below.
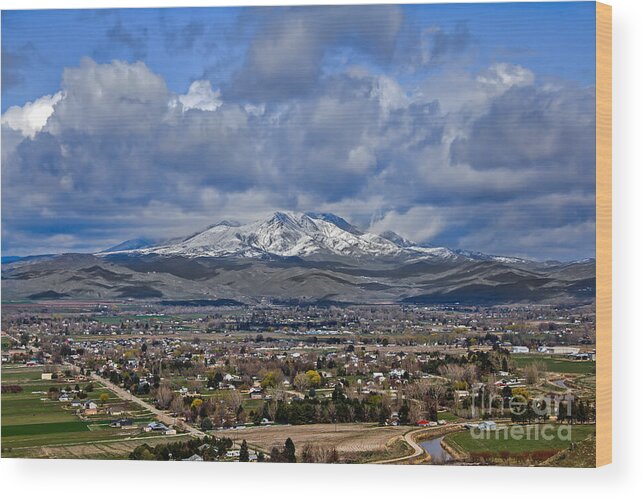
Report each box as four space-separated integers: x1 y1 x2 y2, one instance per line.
1 301 597 465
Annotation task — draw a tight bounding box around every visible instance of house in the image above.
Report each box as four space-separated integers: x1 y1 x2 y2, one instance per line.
146 422 169 432
249 387 264 400
512 346 529 354
182 454 204 462
107 405 127 416
454 390 470 401
538 346 580 355
478 421 497 431
226 450 240 458
570 352 595 361
109 418 134 428
41 372 53 380
417 419 430 427
83 400 98 415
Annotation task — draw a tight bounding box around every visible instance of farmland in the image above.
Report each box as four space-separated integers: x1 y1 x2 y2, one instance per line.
512 355 596 374
1 366 177 457
444 424 596 463
215 423 413 462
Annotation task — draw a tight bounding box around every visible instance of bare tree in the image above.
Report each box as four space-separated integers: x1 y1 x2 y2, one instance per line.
156 382 174 409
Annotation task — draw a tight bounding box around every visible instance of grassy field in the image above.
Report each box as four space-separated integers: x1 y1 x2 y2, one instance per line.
540 435 597 467
512 355 596 374
444 424 596 457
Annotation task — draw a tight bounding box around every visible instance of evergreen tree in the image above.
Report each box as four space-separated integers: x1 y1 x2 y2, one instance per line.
284 438 296 463
557 401 567 422
577 400 588 423
398 400 410 424
239 440 249 462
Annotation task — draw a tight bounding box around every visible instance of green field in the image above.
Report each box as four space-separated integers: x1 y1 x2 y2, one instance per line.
445 424 596 456
512 355 596 374
3 420 91 437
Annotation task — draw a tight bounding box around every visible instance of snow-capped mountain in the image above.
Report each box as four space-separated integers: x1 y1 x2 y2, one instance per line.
103 211 532 263
6 211 595 305
131 211 410 259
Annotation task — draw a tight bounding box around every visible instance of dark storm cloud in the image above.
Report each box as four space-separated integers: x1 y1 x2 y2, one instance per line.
450 84 595 181
225 5 403 102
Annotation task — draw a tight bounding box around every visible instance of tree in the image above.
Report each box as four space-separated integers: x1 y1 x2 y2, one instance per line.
524 362 543 385
305 370 322 388
557 401 567 422
99 393 109 405
294 372 310 392
156 383 174 409
239 440 249 462
269 447 281 462
399 400 410 425
261 370 282 389
284 438 296 463
190 398 204 412
201 417 213 431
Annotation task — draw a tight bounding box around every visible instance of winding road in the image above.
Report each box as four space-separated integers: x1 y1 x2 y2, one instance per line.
373 423 465 464
373 427 433 464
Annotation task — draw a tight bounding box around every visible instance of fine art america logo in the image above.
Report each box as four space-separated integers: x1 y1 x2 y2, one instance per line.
468 390 575 442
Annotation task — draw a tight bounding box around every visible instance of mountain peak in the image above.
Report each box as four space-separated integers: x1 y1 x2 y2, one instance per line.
305 212 363 235
379 230 415 248
214 220 241 228
130 210 402 259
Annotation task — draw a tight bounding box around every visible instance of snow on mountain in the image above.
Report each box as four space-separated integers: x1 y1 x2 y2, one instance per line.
104 211 531 264
453 249 529 264
134 211 404 259
101 238 157 253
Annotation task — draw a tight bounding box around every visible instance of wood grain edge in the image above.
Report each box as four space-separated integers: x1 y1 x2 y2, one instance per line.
595 0 612 468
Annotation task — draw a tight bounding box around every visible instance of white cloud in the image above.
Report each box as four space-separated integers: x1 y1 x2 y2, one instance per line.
369 207 445 243
1 92 63 138
176 80 222 112
477 63 534 88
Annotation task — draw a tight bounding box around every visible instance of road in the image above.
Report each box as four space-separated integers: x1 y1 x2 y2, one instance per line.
372 423 467 465
373 427 430 464
89 372 205 437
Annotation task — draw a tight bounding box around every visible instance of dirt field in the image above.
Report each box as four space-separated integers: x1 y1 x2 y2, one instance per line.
4 434 191 460
216 423 412 459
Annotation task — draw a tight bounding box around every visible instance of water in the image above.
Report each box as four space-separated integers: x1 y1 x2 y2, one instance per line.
419 436 454 464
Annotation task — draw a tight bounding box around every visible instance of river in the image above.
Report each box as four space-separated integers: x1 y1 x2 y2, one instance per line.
419 435 455 464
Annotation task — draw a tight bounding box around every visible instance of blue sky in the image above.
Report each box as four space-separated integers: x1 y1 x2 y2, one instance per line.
1 3 597 259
